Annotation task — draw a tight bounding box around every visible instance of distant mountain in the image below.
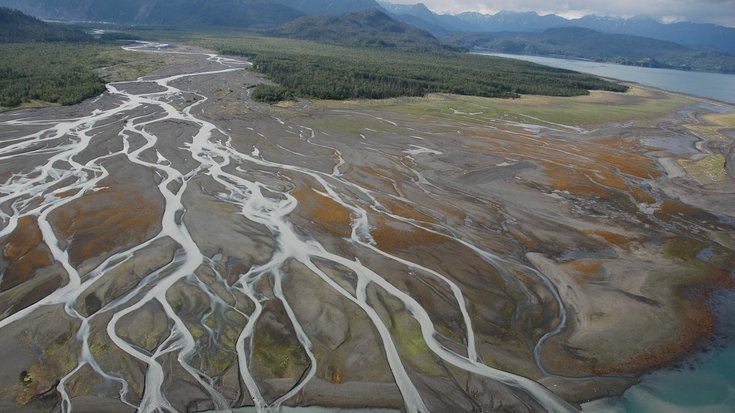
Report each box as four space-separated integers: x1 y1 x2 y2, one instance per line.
379 2 735 55
275 0 383 16
449 27 735 73
379 2 465 33
0 7 90 42
455 11 568 33
569 15 735 55
380 2 452 36
0 0 304 28
272 9 446 51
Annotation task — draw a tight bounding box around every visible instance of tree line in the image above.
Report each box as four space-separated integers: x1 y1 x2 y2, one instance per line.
203 35 627 103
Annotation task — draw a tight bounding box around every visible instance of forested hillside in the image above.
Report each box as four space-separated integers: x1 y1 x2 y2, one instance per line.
0 0 303 28
272 9 448 51
0 7 90 42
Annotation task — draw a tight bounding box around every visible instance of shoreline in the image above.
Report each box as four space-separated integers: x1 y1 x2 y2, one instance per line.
477 51 735 104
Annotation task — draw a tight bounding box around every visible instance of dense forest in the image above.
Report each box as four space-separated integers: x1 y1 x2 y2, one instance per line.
0 44 103 107
0 43 144 109
200 35 628 103
0 8 151 109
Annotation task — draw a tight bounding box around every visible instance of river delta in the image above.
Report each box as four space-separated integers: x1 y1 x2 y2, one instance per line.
0 43 733 413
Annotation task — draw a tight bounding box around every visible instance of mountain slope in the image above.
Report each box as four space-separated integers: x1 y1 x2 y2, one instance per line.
448 10 735 54
380 2 451 37
455 11 568 33
449 27 735 73
380 2 466 35
272 9 446 51
275 0 383 16
570 15 735 54
0 0 304 28
0 7 90 42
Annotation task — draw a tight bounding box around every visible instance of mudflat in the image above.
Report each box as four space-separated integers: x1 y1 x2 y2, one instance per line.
0 43 733 413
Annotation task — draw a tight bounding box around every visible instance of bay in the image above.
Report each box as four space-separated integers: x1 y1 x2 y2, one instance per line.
581 290 735 413
477 52 735 104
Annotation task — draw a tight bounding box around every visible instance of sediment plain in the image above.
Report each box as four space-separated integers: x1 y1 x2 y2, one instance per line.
0 43 733 413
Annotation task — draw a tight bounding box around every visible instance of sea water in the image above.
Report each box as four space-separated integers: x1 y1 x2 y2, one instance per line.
582 290 735 412
477 52 735 104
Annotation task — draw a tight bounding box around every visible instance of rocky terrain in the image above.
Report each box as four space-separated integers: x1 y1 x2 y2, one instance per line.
0 43 733 413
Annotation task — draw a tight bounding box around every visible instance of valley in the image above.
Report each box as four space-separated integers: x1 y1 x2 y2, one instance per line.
0 42 733 413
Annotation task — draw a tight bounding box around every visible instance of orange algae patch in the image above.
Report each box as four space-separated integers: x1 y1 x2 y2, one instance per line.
508 227 539 250
582 229 638 251
654 200 718 222
630 187 657 204
542 140 659 197
1 216 53 290
438 204 466 221
292 187 352 238
51 184 162 266
349 165 400 196
567 260 605 285
54 189 79 199
378 197 435 223
371 216 447 252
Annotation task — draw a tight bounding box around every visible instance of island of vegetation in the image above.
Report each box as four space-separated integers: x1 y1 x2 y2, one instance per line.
0 8 162 110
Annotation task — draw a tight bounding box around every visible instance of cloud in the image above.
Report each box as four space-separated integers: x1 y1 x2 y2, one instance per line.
384 0 735 27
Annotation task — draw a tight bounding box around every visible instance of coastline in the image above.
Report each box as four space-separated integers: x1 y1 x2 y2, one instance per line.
476 51 735 104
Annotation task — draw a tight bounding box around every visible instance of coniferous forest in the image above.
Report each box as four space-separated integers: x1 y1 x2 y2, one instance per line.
203 35 628 103
0 44 112 108
0 4 628 109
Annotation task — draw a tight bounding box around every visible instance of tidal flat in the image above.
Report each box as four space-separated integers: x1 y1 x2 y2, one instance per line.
0 43 733 413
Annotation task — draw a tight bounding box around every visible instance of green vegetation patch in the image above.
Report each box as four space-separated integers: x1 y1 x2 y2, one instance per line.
0 42 159 110
251 84 294 103
0 7 92 43
678 154 727 185
197 35 627 103
252 326 308 378
312 87 689 128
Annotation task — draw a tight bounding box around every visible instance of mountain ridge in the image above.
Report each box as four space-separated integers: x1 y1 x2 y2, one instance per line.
274 0 383 16
0 0 304 28
0 6 91 42
449 27 735 73
379 2 735 54
270 8 447 51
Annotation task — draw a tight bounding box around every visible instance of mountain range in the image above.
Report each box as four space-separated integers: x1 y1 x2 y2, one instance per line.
1 0 733 67
0 0 303 28
382 3 735 55
271 9 446 51
274 0 382 16
449 27 735 73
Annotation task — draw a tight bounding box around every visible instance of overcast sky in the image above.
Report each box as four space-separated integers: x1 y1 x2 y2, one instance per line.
385 0 735 27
